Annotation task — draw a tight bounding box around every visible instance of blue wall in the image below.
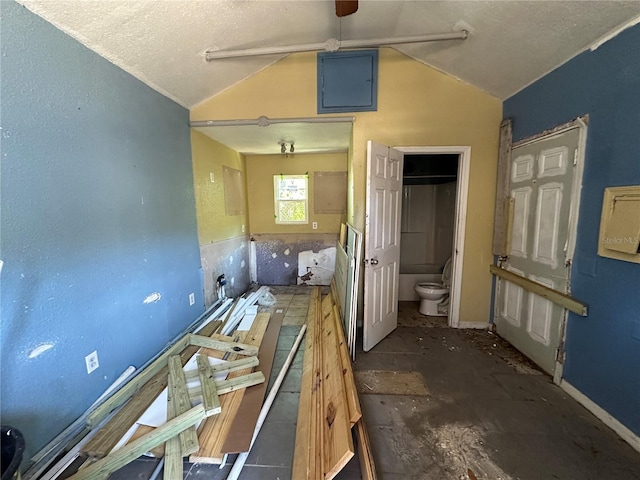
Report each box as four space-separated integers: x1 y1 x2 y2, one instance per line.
504 25 640 436
0 2 204 461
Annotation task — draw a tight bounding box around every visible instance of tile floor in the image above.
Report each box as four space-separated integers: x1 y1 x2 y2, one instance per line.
100 288 640 480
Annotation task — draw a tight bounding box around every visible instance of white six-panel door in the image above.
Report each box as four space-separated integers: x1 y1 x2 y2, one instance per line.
363 141 404 351
496 127 582 375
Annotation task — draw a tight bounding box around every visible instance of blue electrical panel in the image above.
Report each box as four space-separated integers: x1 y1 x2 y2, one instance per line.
317 49 378 113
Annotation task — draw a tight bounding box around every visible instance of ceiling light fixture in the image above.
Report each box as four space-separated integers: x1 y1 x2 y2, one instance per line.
279 141 295 156
205 30 468 61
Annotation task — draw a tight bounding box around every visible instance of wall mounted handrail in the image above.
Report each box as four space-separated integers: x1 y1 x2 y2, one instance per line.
490 265 588 317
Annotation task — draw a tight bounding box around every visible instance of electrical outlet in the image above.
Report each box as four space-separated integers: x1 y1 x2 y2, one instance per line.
242 224 245 233
85 351 99 374
312 222 318 230
210 172 215 183
189 292 195 306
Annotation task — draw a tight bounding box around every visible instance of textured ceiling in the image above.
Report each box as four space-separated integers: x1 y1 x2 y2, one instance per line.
17 0 640 154
18 0 640 107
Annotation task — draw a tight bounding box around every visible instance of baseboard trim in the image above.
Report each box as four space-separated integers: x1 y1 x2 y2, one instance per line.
456 321 490 329
560 380 640 454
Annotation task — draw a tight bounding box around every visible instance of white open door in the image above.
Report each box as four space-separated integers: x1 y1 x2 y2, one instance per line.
363 141 404 351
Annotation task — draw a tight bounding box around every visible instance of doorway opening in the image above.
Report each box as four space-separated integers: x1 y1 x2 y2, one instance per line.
396 146 471 328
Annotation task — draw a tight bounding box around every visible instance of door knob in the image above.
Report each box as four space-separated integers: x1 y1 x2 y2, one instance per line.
370 258 379 265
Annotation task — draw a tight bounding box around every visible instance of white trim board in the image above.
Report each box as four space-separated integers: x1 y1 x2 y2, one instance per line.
396 146 471 329
561 380 640 454
457 322 490 330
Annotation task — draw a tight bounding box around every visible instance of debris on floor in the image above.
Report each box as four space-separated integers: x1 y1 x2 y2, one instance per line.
47 285 288 480
462 329 543 375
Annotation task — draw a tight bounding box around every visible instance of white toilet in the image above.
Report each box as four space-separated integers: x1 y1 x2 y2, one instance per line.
415 258 452 316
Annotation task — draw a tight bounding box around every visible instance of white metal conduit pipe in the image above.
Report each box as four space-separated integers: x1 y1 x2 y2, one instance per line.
189 115 355 128
205 30 468 61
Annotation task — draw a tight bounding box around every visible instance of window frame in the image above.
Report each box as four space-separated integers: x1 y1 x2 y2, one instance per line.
273 174 309 225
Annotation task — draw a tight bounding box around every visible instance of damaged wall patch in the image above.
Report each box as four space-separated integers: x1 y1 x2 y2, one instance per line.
143 292 162 304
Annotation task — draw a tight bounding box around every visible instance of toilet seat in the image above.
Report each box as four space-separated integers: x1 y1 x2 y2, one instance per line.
415 283 448 295
442 257 452 287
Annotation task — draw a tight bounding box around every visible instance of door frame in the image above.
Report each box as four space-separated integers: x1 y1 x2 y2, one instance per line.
395 145 471 328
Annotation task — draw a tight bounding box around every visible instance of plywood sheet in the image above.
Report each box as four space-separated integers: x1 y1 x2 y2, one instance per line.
314 171 347 214
223 165 245 216
220 308 284 453
354 371 428 396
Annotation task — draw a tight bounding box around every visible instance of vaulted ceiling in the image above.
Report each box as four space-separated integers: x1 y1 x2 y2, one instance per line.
18 0 640 110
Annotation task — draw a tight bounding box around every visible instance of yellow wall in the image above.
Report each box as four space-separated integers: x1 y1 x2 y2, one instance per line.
191 130 248 244
246 152 348 234
191 48 502 324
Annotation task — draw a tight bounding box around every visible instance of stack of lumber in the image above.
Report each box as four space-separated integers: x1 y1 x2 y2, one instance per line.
293 287 377 480
63 288 282 480
189 310 278 463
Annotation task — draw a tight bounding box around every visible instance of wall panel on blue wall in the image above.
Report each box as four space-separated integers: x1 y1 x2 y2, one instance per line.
0 1 203 461
504 25 640 437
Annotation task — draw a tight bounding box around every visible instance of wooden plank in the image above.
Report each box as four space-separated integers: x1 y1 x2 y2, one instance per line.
320 295 355 480
196 354 222 416
293 287 320 479
492 117 513 256
82 321 219 458
189 312 270 463
226 323 307 480
163 369 182 480
330 278 342 320
190 330 250 463
188 372 265 398
332 303 362 425
183 356 259 381
220 308 284 453
68 405 205 480
189 334 258 356
489 265 588 316
123 372 264 455
167 356 199 455
86 336 190 429
125 425 164 457
321 293 334 319
312 288 324 480
355 420 378 480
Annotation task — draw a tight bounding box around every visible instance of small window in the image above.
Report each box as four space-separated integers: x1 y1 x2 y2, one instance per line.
274 175 308 224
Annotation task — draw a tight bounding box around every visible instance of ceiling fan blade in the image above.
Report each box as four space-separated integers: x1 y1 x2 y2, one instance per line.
335 0 358 17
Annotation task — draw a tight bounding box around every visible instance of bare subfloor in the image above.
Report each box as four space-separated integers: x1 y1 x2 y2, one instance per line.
102 289 640 480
